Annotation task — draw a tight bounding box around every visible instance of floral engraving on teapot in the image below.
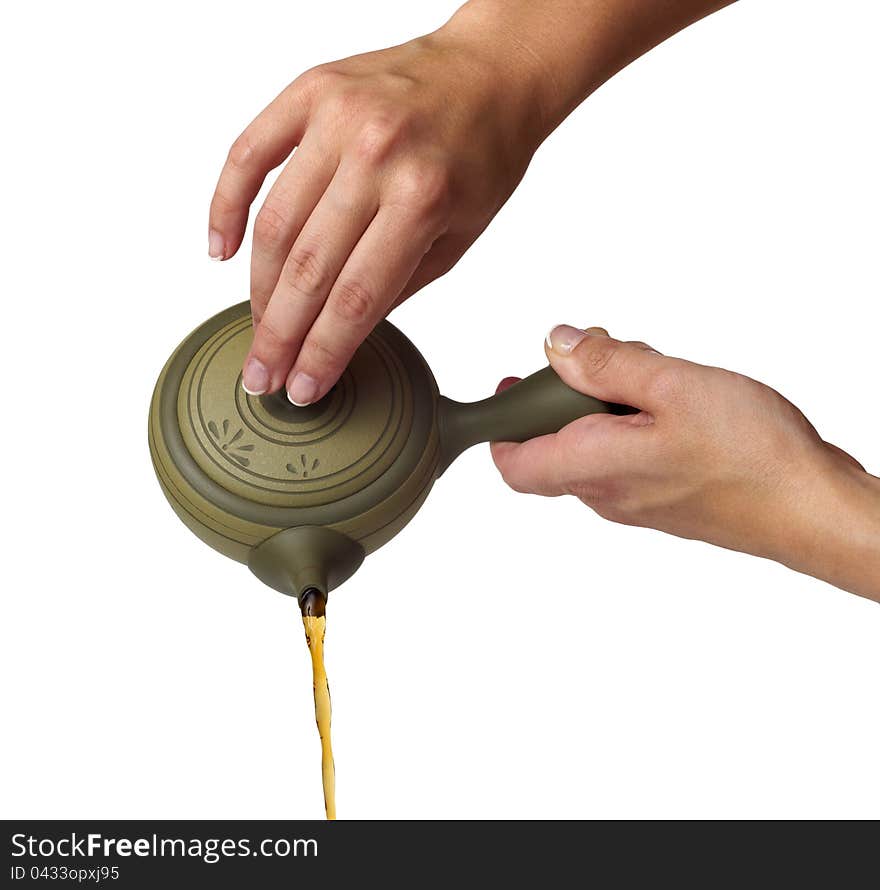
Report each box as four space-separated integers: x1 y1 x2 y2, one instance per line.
286 454 321 478
208 419 255 467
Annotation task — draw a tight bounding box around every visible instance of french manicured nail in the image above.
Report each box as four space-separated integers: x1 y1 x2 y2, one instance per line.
242 357 269 395
546 324 587 355
208 229 225 260
287 373 319 407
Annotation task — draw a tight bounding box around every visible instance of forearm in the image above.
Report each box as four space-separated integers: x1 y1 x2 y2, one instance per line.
775 457 880 602
443 0 737 137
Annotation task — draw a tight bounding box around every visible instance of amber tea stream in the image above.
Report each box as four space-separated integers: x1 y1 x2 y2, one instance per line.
301 595 335 820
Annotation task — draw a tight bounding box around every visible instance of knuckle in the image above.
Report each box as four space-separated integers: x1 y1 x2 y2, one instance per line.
256 316 293 350
303 337 343 373
571 480 631 522
284 246 328 294
331 279 376 325
296 64 331 97
249 298 266 325
578 338 617 378
227 132 257 171
394 161 450 217
569 481 605 506
287 66 336 123
253 202 289 249
355 116 404 165
210 186 237 217
327 87 363 121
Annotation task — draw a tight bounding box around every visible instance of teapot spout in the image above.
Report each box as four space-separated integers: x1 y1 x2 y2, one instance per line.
299 587 327 618
247 526 365 611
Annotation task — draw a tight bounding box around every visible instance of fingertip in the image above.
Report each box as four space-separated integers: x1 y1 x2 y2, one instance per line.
245 323 295 396
208 221 248 262
545 324 587 356
208 228 226 261
545 324 617 358
286 371 320 407
285 341 350 407
241 355 270 396
496 376 521 394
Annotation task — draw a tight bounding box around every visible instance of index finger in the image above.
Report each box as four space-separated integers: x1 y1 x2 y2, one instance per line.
208 79 314 260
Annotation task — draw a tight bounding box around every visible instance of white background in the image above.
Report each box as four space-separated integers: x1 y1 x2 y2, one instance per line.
2 1 878 819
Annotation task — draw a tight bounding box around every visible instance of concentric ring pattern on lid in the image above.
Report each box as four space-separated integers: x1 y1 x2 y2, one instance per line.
177 309 415 509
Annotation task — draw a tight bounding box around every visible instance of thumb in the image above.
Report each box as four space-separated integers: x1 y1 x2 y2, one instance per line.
545 324 668 412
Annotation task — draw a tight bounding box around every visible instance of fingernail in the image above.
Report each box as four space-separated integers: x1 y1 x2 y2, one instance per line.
287 372 319 407
242 357 269 395
496 376 521 394
546 324 587 355
208 229 225 260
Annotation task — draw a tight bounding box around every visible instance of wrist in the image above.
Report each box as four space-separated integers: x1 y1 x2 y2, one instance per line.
771 449 880 601
442 0 737 139
438 0 574 144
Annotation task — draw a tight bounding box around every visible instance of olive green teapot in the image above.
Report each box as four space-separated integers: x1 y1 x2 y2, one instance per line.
149 302 631 613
